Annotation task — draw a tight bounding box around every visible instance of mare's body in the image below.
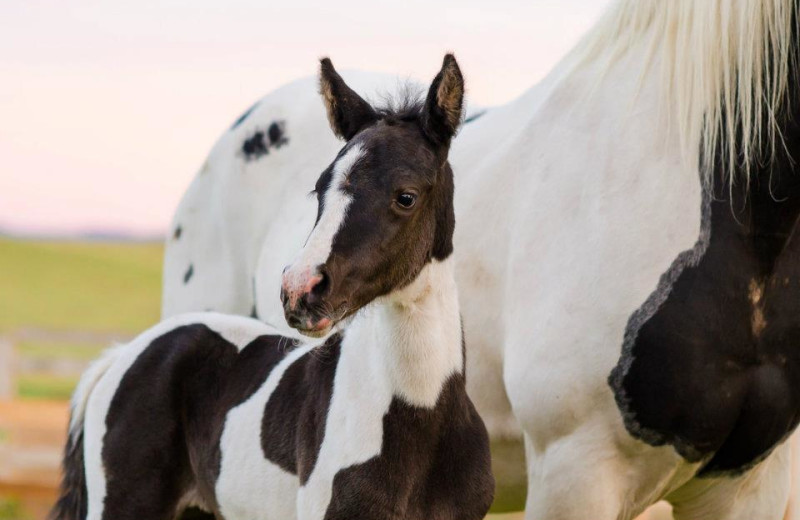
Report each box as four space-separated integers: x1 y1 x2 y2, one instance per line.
163 2 800 518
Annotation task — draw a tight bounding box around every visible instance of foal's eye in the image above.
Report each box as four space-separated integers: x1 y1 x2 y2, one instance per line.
396 192 417 209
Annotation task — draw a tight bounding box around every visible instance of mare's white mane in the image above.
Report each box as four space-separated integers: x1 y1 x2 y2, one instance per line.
573 0 795 184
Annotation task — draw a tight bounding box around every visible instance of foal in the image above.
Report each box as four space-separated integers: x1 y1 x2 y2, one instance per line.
51 54 494 520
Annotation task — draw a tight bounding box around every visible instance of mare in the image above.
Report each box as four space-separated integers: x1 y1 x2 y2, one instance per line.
163 1 800 518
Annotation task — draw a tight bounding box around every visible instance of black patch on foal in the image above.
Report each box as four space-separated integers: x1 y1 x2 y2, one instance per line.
184 264 194 284
261 334 342 482
610 109 800 475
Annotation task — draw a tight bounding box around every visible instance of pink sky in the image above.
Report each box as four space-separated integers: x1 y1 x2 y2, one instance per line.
1 0 610 236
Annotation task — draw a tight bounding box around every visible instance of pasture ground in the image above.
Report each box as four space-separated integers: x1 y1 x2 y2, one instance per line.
0 237 163 399
0 237 162 518
0 237 162 334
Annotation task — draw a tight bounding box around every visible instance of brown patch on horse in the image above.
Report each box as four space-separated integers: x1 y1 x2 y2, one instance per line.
749 278 767 337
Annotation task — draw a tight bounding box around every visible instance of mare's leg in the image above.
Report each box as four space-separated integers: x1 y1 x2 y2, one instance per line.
520 422 686 520
463 332 527 511
456 255 528 511
668 442 790 520
504 333 687 520
522 428 625 520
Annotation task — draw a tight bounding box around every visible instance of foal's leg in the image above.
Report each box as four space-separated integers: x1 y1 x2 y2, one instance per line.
84 376 195 520
668 442 791 520
96 431 191 520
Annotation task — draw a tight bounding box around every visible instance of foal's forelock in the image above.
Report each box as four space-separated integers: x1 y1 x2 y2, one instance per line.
283 143 365 307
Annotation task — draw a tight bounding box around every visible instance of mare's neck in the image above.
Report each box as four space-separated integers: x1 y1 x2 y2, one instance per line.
348 257 463 408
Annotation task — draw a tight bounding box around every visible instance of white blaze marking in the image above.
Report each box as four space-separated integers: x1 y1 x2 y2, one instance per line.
283 144 364 301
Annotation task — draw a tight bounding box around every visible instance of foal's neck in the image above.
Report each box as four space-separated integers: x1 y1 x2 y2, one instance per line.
350 257 463 408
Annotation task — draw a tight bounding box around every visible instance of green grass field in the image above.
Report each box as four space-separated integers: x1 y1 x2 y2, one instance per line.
0 237 164 399
0 238 163 334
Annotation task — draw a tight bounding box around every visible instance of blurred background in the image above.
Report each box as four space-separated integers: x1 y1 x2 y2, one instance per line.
0 1 611 518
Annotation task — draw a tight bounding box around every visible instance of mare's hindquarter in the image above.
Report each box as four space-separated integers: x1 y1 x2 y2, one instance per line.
64 313 493 520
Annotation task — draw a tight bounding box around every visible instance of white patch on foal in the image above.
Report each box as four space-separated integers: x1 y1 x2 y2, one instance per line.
216 343 315 520
283 143 364 304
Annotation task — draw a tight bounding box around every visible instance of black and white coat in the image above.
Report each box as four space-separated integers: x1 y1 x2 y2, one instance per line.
59 260 492 520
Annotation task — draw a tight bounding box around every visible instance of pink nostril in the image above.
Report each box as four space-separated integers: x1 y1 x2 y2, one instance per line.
303 274 323 295
282 269 326 310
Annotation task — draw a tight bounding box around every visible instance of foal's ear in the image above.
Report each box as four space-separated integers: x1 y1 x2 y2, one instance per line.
422 54 465 145
319 58 378 141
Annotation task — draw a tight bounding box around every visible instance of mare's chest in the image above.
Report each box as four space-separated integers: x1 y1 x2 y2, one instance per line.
611 164 800 475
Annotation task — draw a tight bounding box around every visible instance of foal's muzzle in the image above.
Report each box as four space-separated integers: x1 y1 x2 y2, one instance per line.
280 267 332 337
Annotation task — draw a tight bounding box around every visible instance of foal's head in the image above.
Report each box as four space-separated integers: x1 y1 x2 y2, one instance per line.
281 54 465 337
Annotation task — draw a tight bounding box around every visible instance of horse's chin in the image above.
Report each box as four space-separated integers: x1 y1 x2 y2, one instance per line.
293 309 355 339
296 322 333 338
